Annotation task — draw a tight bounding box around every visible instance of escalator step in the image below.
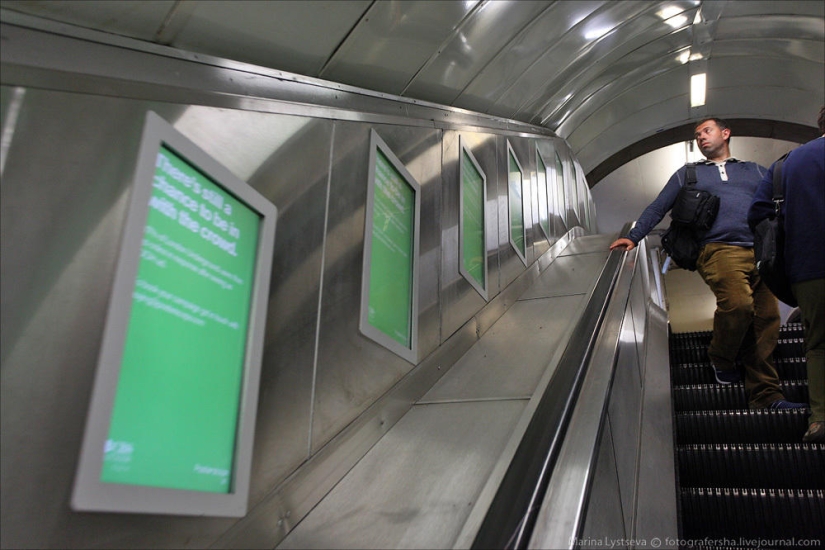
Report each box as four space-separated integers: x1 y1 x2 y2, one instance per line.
670 337 806 359
680 487 825 539
671 360 807 386
675 409 809 444
669 323 804 350
677 443 825 489
673 381 809 411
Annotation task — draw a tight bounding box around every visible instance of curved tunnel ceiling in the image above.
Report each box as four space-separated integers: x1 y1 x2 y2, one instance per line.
3 0 822 185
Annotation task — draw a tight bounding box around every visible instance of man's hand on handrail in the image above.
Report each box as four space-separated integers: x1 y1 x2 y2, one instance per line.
609 237 636 251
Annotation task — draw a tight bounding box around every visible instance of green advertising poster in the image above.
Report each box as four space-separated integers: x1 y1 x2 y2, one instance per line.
461 149 485 290
101 145 261 493
537 153 550 239
508 150 526 259
571 162 579 216
368 149 415 348
555 152 566 226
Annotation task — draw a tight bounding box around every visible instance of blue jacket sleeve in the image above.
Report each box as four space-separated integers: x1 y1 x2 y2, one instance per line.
625 168 684 244
748 162 780 231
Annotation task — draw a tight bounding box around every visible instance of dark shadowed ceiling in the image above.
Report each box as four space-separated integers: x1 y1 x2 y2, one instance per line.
3 0 822 183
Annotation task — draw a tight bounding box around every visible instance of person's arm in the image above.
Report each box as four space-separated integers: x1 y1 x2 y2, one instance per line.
748 162 779 231
610 168 684 251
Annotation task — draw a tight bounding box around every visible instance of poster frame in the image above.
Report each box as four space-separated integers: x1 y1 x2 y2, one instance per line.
359 129 421 364
506 140 527 266
71 111 277 517
458 136 488 301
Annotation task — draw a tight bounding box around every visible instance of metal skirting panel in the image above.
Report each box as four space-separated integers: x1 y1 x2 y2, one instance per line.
277 237 602 550
607 307 643 540
633 302 678 547
557 233 615 257
578 419 627 549
277 399 527 550
520 252 608 300
420 294 586 403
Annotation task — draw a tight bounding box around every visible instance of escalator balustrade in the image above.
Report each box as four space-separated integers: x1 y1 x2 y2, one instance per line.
670 323 824 542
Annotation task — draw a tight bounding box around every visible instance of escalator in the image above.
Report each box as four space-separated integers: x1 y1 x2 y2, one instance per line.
670 324 824 544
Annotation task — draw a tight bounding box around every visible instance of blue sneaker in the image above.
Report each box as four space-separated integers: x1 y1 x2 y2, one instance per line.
711 365 741 385
768 399 807 410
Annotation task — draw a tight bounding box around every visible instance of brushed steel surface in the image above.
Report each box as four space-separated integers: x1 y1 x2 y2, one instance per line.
319 1 475 95
539 143 561 249
0 19 556 137
310 121 442 453
531 146 551 260
509 136 537 266
0 35 575 547
557 233 615 257
404 0 551 106
4 0 821 181
277 399 527 550
577 419 627 549
217 319 484 550
421 294 586 403
528 246 636 549
458 1 603 114
440 130 500 341
1 0 174 41
633 301 677 546
629 254 650 382
0 91 244 548
532 6 697 127
607 304 642 539
520 253 608 300
498 136 532 288
0 9 688 550
499 1 657 118
172 1 372 77
243 116 334 504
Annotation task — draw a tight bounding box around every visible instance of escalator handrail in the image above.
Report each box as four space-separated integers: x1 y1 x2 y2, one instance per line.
470 223 635 550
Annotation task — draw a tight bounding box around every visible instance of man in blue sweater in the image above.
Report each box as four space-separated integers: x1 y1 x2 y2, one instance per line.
749 107 825 441
609 118 805 410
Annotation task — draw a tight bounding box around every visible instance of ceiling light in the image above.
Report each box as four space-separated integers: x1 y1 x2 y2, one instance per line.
691 73 706 107
658 6 682 20
584 26 611 40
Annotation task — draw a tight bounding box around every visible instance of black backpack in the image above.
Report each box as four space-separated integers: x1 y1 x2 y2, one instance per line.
661 164 720 270
752 153 797 306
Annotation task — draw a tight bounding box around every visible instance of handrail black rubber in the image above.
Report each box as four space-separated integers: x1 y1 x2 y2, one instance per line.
471 226 631 549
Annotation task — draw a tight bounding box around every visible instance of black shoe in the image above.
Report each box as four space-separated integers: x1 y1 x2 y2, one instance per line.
711 365 741 385
803 421 825 442
768 399 807 410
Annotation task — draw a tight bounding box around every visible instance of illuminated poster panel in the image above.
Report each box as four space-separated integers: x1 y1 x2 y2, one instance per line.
359 130 420 364
72 111 277 517
571 162 581 226
536 149 551 241
459 138 488 300
507 142 527 265
555 151 567 230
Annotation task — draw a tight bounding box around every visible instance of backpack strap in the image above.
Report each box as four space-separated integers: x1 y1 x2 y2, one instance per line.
684 163 697 187
772 152 791 217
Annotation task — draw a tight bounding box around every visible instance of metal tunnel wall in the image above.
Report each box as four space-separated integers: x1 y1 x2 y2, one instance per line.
0 20 598 549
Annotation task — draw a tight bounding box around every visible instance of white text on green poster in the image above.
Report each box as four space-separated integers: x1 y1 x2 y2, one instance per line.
368 150 415 348
461 150 485 290
508 151 525 258
537 154 550 238
102 145 261 494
